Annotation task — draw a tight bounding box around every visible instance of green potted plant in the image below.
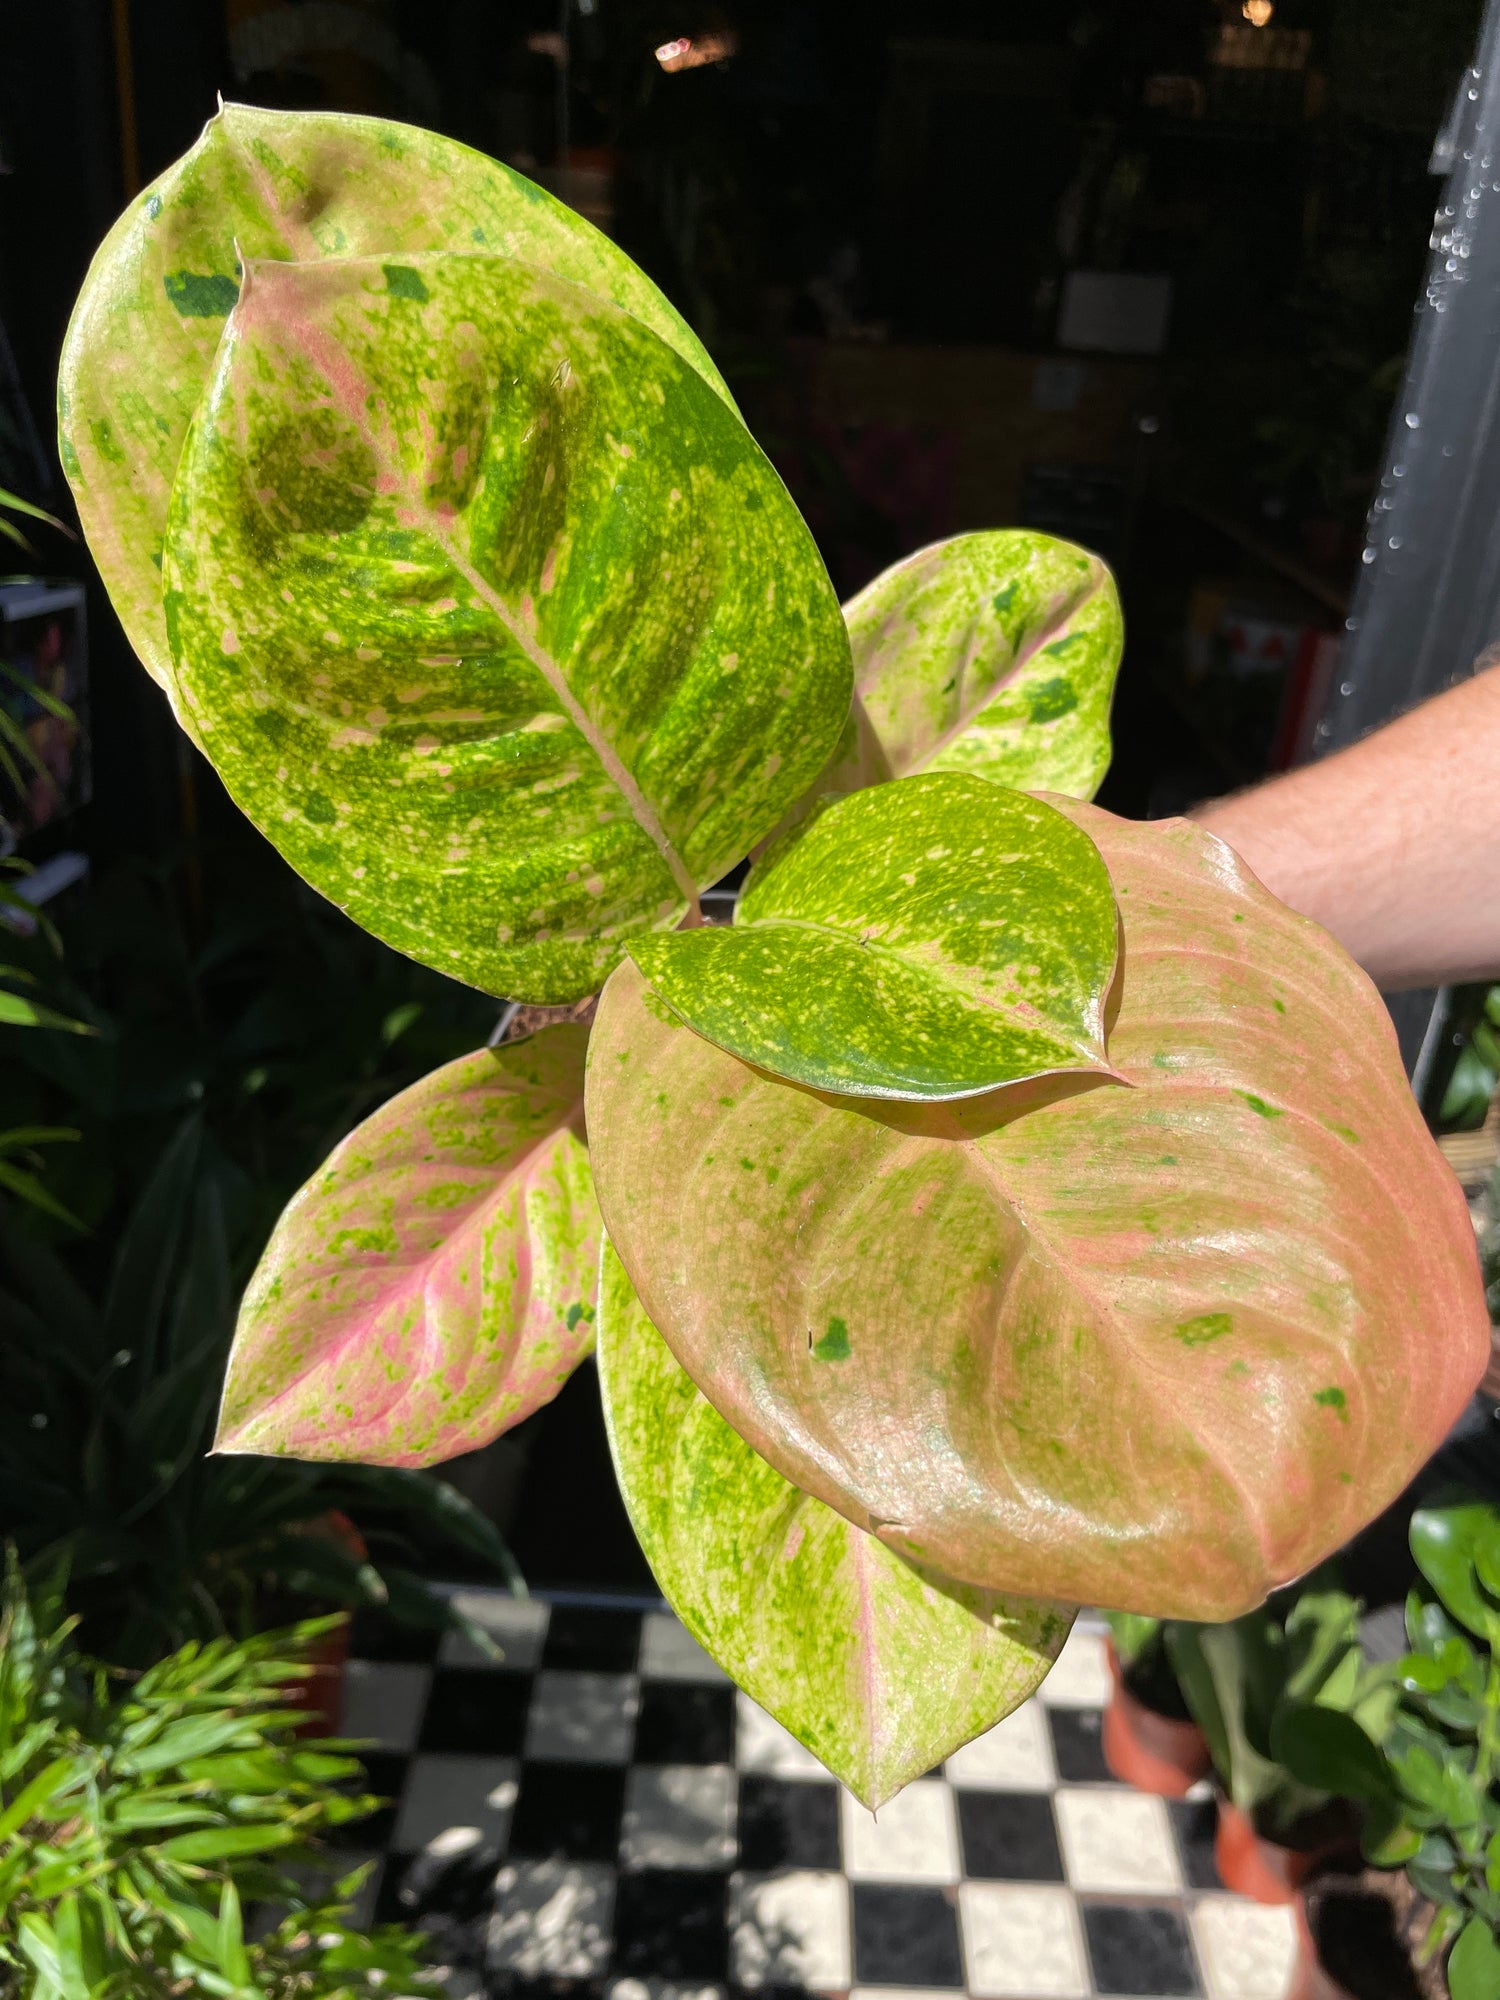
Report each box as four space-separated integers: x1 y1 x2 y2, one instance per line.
1267 1495 1500 2000
1100 1611 1211 1798
1161 1581 1388 1904
54 99 1490 1806
0 1554 444 1997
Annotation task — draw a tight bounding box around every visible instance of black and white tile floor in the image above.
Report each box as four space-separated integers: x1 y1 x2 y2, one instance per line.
332 1592 1299 2000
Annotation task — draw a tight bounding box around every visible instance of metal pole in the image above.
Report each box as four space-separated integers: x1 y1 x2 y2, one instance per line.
1313 0 1500 1074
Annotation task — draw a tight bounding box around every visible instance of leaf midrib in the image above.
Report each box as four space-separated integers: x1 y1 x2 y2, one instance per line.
866 570 1100 777
733 910 1096 1051
242 262 702 918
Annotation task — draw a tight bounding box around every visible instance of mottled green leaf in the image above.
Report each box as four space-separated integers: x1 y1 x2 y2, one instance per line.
629 774 1118 1099
59 101 733 700
216 1026 599 1464
776 532 1121 841
589 804 1487 1621
163 253 850 1001
596 1239 1070 1808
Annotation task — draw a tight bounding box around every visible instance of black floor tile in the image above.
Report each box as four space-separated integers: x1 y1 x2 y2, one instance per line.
325 1749 409 1850
349 1608 443 1663
851 1883 964 1988
1082 1903 1200 1997
509 1761 628 1862
955 1790 1065 1881
737 1775 841 1871
541 1605 643 1673
1046 1706 1116 1784
418 1668 532 1755
486 1980 606 2000
635 1681 735 1765
612 1867 729 1979
1169 1795 1223 1890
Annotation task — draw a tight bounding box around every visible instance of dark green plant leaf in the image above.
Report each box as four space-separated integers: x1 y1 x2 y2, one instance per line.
163 253 851 1001
629 775 1119 1099
1411 1499 1500 1643
1449 1915 1500 2000
1269 1701 1394 1804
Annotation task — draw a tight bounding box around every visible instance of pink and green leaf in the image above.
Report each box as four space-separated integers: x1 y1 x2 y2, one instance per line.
216 1025 600 1466
628 775 1119 1099
589 805 1488 1622
597 1239 1071 1809
58 101 734 701
776 531 1123 840
162 253 851 1002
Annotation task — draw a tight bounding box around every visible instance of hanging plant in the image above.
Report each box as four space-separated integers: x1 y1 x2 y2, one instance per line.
59 102 1488 1807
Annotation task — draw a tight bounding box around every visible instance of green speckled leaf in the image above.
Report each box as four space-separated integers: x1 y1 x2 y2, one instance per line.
163 253 850 1002
628 774 1118 1099
58 101 733 701
589 805 1488 1622
216 1026 599 1464
777 532 1122 839
596 1239 1071 1808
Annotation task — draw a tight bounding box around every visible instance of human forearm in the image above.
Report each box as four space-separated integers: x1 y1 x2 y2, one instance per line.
1189 665 1500 990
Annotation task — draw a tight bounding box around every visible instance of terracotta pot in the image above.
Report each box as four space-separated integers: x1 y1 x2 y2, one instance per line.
1101 1640 1212 1797
281 1509 363 1737
1214 1799 1357 1907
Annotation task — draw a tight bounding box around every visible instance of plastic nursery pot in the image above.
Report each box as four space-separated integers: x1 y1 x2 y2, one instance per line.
1289 1894 1357 2000
1294 1865 1450 2000
1214 1799 1359 1908
1101 1639 1213 1797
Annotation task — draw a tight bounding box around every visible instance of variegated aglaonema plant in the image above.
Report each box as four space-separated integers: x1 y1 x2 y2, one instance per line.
60 103 1488 1807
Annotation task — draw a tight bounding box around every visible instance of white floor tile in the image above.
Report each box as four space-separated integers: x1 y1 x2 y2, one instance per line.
524 1670 640 1763
609 1983 725 2000
841 1780 960 1884
944 1700 1056 1792
393 1753 519 1852
732 1869 851 1991
735 1694 828 1778
1191 1894 1298 2000
850 1991 970 2000
1037 1627 1110 1709
960 1881 1090 1998
440 1592 550 1669
1053 1786 1181 1894
621 1764 737 1869
640 1613 731 1685
340 1660 431 1752
488 1858 615 1978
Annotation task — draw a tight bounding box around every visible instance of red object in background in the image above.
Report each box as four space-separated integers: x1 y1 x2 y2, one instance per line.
282 1510 366 1738
1100 1641 1212 1797
1214 1799 1357 1907
1270 629 1341 771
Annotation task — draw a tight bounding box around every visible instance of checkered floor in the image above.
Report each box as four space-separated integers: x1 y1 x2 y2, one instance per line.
330 1592 1299 2000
